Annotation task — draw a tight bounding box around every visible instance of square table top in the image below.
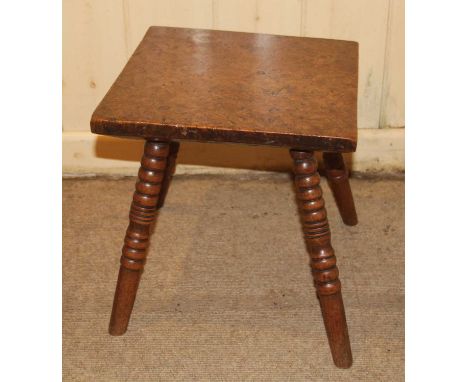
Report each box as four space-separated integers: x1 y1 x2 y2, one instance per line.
91 26 358 152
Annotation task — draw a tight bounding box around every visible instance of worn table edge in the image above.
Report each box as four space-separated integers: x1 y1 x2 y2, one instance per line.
90 117 357 153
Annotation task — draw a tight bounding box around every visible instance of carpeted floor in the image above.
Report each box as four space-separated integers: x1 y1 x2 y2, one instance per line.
63 174 404 381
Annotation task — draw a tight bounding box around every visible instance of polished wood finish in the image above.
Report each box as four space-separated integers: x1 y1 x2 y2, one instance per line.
91 26 358 152
109 140 170 335
290 149 352 368
323 152 358 226
157 141 180 209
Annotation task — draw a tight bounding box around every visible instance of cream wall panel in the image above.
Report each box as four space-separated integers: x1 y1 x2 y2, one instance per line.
380 0 404 128
304 0 390 129
125 0 213 52
214 0 302 36
213 0 257 32
254 0 303 36
63 0 128 131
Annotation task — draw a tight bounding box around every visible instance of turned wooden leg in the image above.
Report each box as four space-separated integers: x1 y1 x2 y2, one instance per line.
323 152 358 226
109 140 170 335
157 141 180 209
290 149 353 368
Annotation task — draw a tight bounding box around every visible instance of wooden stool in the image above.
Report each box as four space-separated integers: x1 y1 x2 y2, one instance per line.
91 27 358 369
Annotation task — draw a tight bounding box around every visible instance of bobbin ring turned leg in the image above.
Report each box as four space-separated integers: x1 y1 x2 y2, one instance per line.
109 140 171 336
290 149 352 368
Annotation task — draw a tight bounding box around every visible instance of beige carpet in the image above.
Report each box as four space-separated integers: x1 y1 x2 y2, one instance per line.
63 174 404 381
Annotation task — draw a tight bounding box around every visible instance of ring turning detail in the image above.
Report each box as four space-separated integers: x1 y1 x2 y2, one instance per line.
109 140 170 335
290 149 352 368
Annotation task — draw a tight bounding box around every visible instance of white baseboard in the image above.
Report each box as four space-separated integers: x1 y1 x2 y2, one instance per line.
63 128 404 176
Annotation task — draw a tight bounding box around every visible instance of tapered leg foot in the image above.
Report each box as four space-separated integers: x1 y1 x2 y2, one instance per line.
323 152 357 226
319 292 353 368
109 140 170 336
290 149 353 368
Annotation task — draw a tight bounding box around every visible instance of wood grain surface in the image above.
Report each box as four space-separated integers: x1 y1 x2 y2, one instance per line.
91 26 358 152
